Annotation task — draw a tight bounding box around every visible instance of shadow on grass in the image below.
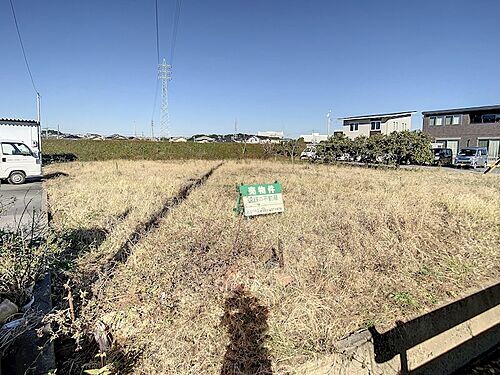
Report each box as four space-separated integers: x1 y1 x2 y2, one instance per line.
42 153 78 165
220 287 273 375
43 171 69 180
57 228 108 271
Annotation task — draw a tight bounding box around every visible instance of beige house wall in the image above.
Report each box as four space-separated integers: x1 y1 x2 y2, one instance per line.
343 121 371 139
381 115 411 134
343 115 412 139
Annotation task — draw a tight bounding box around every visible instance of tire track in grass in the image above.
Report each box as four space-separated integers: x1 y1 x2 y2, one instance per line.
87 163 224 360
99 162 223 280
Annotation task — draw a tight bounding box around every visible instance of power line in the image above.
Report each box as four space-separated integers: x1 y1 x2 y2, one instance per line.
155 0 160 64
151 0 183 137
151 0 161 134
9 0 38 94
151 79 160 122
170 0 183 64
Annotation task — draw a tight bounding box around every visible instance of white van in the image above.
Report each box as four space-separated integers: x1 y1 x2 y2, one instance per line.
0 139 42 184
300 145 317 160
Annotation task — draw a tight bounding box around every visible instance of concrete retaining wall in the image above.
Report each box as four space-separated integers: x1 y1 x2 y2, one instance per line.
299 281 500 375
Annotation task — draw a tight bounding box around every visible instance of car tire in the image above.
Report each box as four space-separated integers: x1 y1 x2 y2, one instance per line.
8 171 26 185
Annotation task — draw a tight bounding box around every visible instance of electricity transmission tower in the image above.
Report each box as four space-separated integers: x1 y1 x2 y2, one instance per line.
158 58 172 139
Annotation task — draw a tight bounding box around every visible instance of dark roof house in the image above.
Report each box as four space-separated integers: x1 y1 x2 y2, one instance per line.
422 105 500 160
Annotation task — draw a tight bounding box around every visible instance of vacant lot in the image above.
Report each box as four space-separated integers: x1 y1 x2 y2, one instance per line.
44 139 267 161
44 161 500 374
43 160 218 305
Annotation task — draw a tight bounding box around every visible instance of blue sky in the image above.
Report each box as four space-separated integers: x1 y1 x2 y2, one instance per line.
1 0 500 137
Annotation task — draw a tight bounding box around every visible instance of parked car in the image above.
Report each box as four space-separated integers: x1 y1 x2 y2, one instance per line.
300 145 317 160
0 139 42 184
455 147 488 169
432 148 453 166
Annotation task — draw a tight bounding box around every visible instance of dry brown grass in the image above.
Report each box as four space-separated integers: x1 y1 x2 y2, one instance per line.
46 161 500 374
44 160 216 271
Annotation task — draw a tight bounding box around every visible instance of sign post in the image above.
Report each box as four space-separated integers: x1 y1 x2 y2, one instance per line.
234 182 284 217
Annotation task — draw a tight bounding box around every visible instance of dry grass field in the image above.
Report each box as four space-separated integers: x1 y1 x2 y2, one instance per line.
44 160 216 268
44 160 500 374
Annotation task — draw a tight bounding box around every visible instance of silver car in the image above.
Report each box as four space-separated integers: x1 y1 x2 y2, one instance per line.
455 147 488 168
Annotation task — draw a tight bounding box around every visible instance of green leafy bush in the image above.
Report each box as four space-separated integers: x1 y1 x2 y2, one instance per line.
316 131 433 166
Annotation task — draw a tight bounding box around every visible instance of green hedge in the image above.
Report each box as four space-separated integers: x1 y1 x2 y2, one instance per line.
43 139 267 161
316 131 433 166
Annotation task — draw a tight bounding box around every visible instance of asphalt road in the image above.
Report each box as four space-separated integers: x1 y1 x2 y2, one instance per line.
0 179 44 232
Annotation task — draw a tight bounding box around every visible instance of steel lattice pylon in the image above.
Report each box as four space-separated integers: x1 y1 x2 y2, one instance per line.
158 58 172 139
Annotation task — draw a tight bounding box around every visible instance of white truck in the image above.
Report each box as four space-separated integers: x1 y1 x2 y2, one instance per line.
0 119 42 184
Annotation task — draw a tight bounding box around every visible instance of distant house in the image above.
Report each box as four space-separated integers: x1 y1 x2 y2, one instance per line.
246 136 261 144
106 134 128 140
301 133 328 144
63 134 81 139
422 105 500 161
340 111 415 139
194 136 215 143
84 133 104 140
259 137 281 144
170 137 187 143
257 131 284 139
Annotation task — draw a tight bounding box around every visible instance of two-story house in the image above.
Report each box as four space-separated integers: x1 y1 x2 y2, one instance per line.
340 111 414 139
422 105 500 160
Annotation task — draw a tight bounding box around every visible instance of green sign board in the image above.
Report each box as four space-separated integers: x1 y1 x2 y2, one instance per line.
234 182 284 217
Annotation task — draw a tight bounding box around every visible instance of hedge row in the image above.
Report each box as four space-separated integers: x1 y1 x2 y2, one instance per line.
42 139 267 161
316 131 433 166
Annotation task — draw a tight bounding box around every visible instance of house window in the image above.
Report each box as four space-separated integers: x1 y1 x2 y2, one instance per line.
444 116 460 125
478 140 489 148
429 117 436 126
471 113 500 123
370 121 381 130
350 123 359 132
480 114 500 123
435 117 443 126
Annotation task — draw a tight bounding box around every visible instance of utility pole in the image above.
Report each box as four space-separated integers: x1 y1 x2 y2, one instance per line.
57 123 60 139
151 120 154 140
36 93 42 157
234 118 238 141
158 58 172 140
326 110 332 137
134 121 137 138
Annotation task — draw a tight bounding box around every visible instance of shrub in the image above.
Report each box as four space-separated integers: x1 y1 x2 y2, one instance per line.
275 139 305 163
0 229 61 306
316 134 352 162
316 131 433 166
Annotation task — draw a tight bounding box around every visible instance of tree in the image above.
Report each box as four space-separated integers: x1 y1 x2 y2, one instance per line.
261 142 278 159
364 134 386 163
277 139 303 163
316 134 353 162
351 136 368 162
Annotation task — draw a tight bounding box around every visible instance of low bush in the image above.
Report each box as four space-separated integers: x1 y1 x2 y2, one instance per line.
0 229 61 307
